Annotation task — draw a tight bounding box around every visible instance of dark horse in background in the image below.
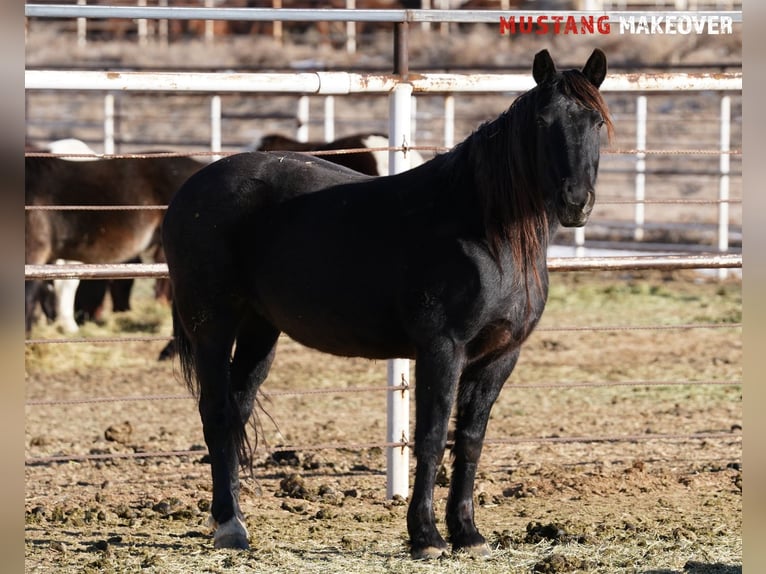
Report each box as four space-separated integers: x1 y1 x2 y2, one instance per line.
25 154 206 333
254 132 426 176
163 49 611 558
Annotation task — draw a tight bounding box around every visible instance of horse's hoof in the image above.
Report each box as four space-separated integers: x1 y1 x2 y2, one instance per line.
411 546 450 560
455 543 492 558
213 516 249 550
214 533 249 550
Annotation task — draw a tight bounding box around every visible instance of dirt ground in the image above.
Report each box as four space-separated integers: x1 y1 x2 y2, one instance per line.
24 272 742 573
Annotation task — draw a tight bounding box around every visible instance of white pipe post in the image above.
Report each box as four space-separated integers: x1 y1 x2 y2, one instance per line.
76 0 86 48
204 0 214 43
158 0 168 46
103 93 115 155
443 94 454 148
345 0 356 55
421 0 431 31
437 0 449 35
386 359 410 500
386 82 413 500
296 95 310 142
389 83 413 172
574 227 585 257
211 95 222 162
137 0 148 46
323 96 335 142
718 95 731 280
272 0 283 44
634 95 647 242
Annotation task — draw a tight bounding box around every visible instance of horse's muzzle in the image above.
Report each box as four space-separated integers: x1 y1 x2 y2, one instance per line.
558 188 595 227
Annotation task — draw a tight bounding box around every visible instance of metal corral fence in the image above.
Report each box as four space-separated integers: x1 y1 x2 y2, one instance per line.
25 69 742 259
24 5 742 497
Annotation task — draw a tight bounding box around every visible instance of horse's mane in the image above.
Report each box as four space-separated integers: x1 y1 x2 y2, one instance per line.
451 70 613 291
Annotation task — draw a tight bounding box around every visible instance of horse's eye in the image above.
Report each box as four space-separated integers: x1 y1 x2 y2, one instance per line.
591 110 605 129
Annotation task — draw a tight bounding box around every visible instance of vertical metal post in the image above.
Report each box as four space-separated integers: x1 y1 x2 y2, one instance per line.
444 94 454 148
296 96 310 142
345 0 357 55
272 0 283 43
323 96 335 142
211 95 222 162
386 82 413 500
437 0 449 35
158 0 168 46
76 0 86 48
103 94 115 155
421 0 431 31
386 359 410 499
574 227 585 257
204 0 214 43
389 81 413 172
634 95 647 242
718 95 731 280
137 0 148 45
393 22 409 79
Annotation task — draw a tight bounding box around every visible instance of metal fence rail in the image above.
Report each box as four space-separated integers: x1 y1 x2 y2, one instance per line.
24 5 744 24
23 253 743 281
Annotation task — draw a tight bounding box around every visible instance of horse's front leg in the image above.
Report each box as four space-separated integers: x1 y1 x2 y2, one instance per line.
408 341 465 559
53 275 80 333
447 348 520 556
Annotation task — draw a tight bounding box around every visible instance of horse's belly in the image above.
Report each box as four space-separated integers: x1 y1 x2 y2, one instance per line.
249 264 415 360
53 213 160 263
283 322 416 360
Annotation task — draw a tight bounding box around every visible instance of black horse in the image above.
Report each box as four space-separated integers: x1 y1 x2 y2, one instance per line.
163 49 611 558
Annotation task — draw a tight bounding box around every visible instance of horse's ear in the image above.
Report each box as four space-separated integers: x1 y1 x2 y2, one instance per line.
533 49 557 85
582 49 607 88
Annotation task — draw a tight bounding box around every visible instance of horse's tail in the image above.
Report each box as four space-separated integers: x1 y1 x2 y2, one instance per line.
170 298 256 470
171 300 198 397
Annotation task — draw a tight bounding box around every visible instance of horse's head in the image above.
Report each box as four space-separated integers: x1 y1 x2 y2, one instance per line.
531 49 610 228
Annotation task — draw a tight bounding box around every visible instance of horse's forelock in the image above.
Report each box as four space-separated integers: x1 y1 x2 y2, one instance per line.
559 70 614 142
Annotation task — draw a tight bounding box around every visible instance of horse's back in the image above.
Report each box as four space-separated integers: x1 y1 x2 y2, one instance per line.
165 151 370 223
25 155 203 205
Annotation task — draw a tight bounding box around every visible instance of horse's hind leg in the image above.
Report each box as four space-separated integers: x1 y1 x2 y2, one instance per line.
176 301 250 549
210 313 279 549
230 313 279 445
207 316 279 548
447 348 520 556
